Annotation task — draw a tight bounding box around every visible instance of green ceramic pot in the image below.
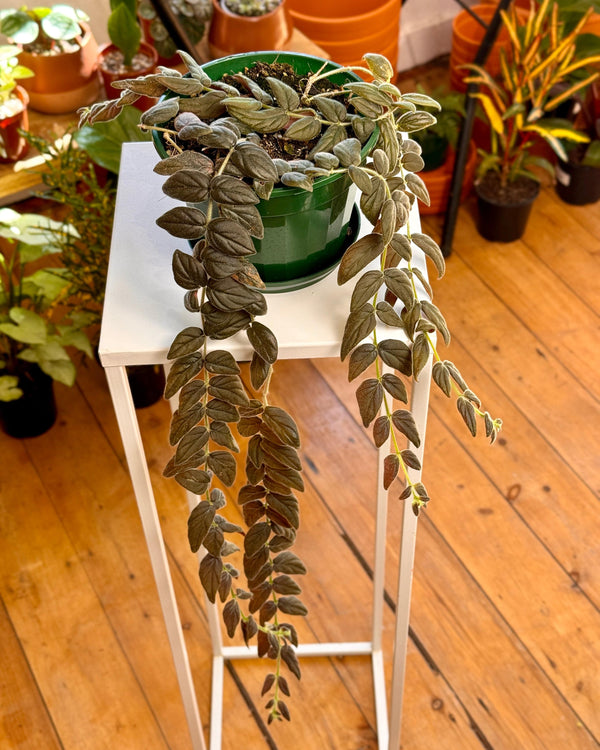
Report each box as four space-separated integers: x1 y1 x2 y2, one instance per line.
153 51 379 291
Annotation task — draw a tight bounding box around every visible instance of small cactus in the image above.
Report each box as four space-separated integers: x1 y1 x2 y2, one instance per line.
223 0 282 16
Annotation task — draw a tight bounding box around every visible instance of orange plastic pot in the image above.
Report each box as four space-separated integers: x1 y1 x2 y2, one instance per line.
419 141 477 216
450 4 527 92
288 0 401 69
0 86 29 163
208 0 292 59
98 41 159 109
17 22 100 114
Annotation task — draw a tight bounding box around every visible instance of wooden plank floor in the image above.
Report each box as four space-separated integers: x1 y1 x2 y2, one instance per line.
1 181 599 749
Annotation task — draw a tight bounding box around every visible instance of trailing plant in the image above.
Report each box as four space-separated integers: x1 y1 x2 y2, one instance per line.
0 5 89 53
223 0 282 16
79 50 502 722
0 43 33 112
465 0 600 188
0 208 92 402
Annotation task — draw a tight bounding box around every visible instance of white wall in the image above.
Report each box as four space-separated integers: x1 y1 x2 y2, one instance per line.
398 0 479 71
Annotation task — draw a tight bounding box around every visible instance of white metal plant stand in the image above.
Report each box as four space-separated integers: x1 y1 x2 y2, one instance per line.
100 143 432 750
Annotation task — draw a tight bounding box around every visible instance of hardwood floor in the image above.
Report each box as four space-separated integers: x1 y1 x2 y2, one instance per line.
1 182 599 750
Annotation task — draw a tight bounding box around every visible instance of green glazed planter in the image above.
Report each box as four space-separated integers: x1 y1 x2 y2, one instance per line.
153 51 379 291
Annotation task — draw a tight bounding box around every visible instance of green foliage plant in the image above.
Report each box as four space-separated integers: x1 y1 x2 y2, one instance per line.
464 0 600 189
412 84 465 171
223 0 282 16
0 44 33 113
0 5 89 54
107 0 142 68
0 208 92 402
79 50 502 722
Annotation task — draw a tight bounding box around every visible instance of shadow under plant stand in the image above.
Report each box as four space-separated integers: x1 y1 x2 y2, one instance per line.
99 142 433 750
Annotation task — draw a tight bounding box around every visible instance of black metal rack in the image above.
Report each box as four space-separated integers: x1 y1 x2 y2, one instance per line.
441 0 513 256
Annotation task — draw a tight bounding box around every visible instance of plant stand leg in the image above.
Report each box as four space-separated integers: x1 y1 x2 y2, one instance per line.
104 365 207 750
387 353 433 750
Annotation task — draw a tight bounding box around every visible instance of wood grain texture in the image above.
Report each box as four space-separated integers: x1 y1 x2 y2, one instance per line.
1 172 599 750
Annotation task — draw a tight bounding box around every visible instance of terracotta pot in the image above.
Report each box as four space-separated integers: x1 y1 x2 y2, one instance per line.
17 22 100 114
288 0 401 69
97 41 159 109
420 141 477 216
0 86 29 164
208 0 292 59
581 11 600 36
450 4 528 93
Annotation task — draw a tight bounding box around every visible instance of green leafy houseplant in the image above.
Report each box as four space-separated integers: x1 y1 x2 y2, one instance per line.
0 43 33 115
0 5 89 53
412 85 465 171
107 0 143 69
0 208 92 404
79 50 502 723
465 0 600 197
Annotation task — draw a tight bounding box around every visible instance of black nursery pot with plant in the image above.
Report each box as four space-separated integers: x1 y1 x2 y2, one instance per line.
0 363 57 438
556 156 600 205
475 174 540 243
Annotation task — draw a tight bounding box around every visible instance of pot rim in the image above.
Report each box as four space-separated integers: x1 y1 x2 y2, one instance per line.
213 0 286 21
474 175 540 208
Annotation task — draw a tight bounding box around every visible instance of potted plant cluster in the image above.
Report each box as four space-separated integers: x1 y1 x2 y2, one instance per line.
79 49 502 722
0 4 99 113
0 44 33 163
0 208 93 438
208 0 292 58
99 0 159 104
138 0 213 65
465 0 600 242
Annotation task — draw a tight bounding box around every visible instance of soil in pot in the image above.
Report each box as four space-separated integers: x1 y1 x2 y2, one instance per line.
0 363 57 438
475 172 540 242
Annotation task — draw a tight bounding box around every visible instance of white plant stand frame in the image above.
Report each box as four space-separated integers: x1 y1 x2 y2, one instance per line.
100 143 433 750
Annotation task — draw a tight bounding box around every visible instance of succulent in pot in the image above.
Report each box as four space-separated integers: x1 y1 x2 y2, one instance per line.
0 44 33 162
208 0 292 58
138 0 213 65
0 208 93 437
0 5 100 113
465 0 600 242
79 49 502 721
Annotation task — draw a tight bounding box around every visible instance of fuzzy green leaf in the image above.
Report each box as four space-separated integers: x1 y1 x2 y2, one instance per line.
356 378 384 427
340 304 377 362
337 233 384 286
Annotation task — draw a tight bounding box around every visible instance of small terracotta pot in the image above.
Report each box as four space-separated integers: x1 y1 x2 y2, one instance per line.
450 4 528 93
288 0 401 69
17 22 100 114
208 0 292 59
97 41 159 109
0 86 29 164
419 141 477 216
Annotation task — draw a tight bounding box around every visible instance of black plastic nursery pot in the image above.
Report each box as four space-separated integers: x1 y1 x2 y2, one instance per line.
475 177 540 243
0 363 57 438
153 51 379 291
127 364 167 409
555 158 600 206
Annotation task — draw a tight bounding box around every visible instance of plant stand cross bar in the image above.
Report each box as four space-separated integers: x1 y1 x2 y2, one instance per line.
99 142 432 750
